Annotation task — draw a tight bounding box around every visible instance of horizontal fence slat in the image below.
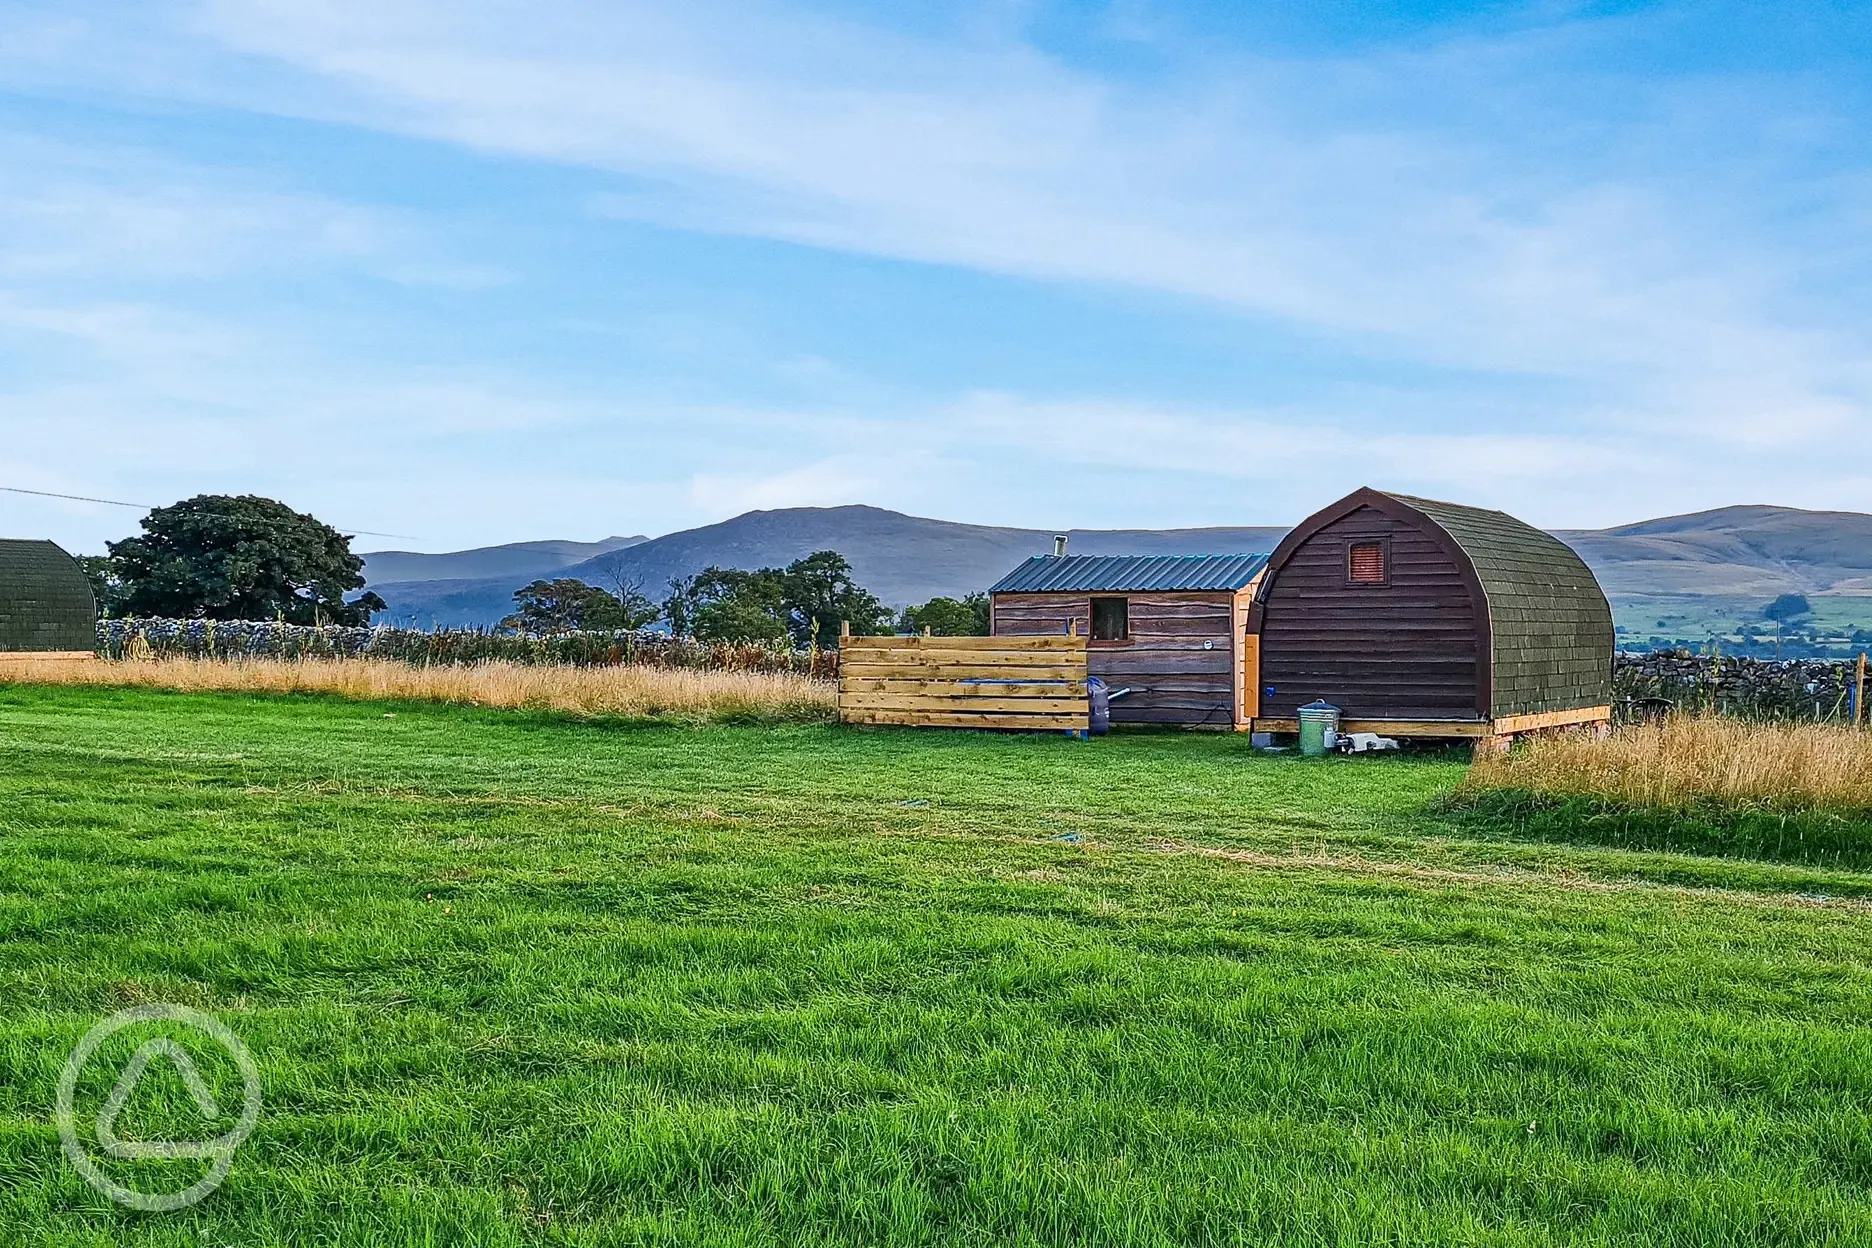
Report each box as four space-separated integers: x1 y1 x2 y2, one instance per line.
844 710 1090 730
839 635 1089 731
844 654 1083 671
840 694 1090 714
842 648 1086 667
842 679 1088 697
847 635 1084 651
841 665 1085 682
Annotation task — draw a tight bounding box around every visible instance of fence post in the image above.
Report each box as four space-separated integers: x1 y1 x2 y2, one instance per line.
1849 654 1864 733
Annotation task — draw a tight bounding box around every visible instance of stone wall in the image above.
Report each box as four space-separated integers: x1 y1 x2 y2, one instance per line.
1614 650 1869 722
95 618 834 676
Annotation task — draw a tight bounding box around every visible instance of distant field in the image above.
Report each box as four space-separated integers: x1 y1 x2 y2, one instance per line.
4 687 1872 1244
1612 592 1872 648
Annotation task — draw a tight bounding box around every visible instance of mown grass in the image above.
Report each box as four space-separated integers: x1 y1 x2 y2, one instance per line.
3 685 1872 1245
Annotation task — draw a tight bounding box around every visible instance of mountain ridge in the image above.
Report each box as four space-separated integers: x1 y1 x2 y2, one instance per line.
360 535 647 586
363 502 1872 630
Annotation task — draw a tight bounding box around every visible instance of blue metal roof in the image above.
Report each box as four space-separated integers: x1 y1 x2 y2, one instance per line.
988 552 1270 594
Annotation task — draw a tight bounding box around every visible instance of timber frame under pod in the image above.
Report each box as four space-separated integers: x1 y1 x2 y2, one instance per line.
1248 488 1613 747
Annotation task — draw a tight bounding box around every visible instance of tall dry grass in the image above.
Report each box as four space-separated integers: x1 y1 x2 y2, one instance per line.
0 656 835 723
1464 714 1872 812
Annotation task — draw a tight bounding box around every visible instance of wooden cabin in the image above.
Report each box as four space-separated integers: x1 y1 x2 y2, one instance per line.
0 539 97 663
989 553 1269 729
1249 488 1613 744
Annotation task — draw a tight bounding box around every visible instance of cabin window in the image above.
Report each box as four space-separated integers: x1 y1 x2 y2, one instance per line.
1091 597 1129 641
1347 540 1388 585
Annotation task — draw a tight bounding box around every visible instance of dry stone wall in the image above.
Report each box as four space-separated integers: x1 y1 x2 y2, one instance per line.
1614 650 1868 722
95 618 834 676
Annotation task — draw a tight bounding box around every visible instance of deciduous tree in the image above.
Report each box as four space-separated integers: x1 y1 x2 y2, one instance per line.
661 552 890 646
107 495 383 624
780 550 891 647
501 578 658 633
900 593 990 636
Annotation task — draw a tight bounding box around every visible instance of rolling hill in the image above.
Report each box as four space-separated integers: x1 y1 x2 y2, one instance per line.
359 535 647 586
362 502 1872 634
364 506 1286 627
1556 505 1872 598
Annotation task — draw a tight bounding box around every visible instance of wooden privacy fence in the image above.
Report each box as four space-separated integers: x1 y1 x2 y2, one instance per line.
838 632 1089 731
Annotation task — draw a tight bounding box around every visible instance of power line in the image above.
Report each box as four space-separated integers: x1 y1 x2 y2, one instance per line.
0 484 417 540
0 484 153 509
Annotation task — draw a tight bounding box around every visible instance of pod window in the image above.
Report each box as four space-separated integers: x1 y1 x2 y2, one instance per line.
1347 541 1388 585
1091 597 1129 641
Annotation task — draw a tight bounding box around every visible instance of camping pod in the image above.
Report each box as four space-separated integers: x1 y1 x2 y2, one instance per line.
0 539 97 660
1249 488 1613 743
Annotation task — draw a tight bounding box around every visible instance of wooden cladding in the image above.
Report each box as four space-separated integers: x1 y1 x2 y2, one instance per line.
839 635 1089 731
992 589 1251 729
1258 507 1481 721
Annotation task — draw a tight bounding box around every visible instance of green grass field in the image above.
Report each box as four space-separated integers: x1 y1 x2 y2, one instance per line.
4 685 1872 1245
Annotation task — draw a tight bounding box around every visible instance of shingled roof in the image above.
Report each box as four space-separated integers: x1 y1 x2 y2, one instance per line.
989 552 1269 595
1374 491 1612 717
0 539 97 652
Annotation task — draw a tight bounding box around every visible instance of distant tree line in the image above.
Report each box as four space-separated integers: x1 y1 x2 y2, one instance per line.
505 553 994 645
81 494 996 647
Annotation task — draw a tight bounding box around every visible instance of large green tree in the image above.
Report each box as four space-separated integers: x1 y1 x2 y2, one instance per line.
75 555 128 617
501 578 658 633
107 494 385 624
666 568 791 645
900 593 990 636
662 551 890 646
780 550 891 648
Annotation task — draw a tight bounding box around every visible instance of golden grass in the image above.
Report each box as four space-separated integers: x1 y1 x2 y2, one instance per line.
1464 714 1872 811
0 656 836 723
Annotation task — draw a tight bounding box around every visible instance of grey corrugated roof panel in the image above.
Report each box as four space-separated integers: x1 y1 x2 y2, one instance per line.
989 553 1270 595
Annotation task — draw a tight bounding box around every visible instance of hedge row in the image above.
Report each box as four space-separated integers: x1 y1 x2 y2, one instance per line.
96 618 837 677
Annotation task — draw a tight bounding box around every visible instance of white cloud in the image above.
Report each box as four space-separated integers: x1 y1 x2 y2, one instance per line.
162 0 1869 452
0 0 1867 548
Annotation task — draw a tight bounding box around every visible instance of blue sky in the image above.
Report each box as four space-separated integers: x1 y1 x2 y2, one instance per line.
2 0 1868 553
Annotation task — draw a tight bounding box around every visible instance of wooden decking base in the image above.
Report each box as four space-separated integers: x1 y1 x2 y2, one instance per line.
1253 704 1612 747
0 651 96 666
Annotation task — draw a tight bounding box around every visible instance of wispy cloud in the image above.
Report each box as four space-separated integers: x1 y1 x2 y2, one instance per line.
0 0 1867 548
173 1 1871 443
